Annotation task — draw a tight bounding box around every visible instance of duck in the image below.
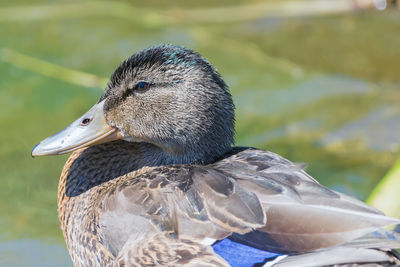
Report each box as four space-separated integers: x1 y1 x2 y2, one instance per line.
32 44 400 267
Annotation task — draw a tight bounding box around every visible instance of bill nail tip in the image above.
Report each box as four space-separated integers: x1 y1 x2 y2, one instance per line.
31 143 40 158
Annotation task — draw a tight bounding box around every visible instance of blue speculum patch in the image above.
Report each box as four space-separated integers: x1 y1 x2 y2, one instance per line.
212 238 280 267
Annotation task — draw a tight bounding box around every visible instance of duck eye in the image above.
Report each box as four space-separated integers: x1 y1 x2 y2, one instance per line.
136 81 150 91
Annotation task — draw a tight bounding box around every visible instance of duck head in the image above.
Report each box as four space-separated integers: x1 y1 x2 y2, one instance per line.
32 45 235 164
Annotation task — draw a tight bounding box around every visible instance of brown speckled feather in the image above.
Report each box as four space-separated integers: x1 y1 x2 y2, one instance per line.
57 145 399 266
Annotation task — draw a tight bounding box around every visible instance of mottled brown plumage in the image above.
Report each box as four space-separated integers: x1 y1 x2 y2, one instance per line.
32 45 400 267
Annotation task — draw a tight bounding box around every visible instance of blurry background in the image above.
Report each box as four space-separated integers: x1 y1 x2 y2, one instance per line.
1 0 400 266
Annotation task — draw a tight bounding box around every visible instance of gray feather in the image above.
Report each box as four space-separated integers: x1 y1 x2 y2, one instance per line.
214 148 399 253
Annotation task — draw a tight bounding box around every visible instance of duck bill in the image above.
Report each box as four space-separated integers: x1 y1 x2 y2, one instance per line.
31 100 122 157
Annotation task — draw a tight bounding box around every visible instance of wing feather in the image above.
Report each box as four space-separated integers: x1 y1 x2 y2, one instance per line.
97 164 265 261
213 148 400 252
96 147 400 263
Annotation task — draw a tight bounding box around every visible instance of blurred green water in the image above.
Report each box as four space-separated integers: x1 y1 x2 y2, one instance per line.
1 1 400 266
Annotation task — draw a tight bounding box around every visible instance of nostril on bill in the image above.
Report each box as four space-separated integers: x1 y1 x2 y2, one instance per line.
80 118 92 126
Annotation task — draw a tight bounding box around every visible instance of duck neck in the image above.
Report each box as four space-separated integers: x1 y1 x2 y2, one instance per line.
58 141 178 197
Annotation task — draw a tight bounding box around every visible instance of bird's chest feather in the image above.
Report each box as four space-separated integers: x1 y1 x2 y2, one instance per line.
58 184 115 267
57 149 168 266
57 151 119 267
